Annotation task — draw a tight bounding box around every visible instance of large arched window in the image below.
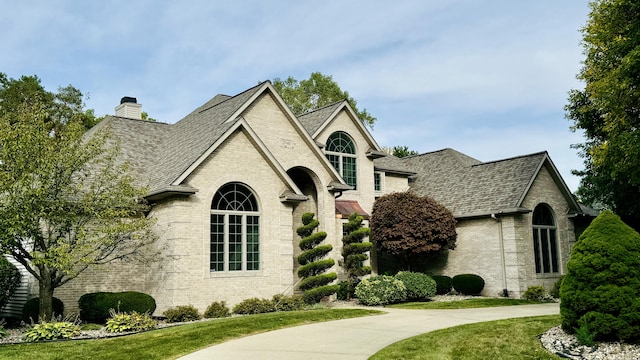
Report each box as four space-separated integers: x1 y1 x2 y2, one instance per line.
210 183 259 272
326 131 357 189
532 204 559 274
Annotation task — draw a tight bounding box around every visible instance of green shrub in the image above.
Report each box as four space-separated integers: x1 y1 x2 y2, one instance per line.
302 285 340 304
354 275 407 306
431 275 453 295
560 210 640 343
452 274 485 295
22 297 65 323
337 280 359 300
299 273 337 291
522 286 546 301
550 275 565 299
232 298 276 315
0 257 21 311
272 294 305 311
78 291 156 324
394 272 437 301
106 310 157 333
203 301 231 318
296 213 338 303
22 321 80 342
162 305 201 323
0 324 6 339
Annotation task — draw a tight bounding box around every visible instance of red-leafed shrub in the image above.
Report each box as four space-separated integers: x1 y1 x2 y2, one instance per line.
370 192 457 270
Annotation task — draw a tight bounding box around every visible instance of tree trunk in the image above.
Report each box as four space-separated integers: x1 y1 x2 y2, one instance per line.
37 266 55 322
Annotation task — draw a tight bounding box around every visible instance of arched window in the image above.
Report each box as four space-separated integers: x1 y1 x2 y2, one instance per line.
532 204 559 274
326 131 357 189
210 183 259 272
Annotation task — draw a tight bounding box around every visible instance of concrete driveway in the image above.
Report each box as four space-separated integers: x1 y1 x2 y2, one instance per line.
178 303 559 360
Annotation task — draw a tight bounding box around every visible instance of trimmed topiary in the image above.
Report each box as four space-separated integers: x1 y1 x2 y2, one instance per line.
452 274 485 295
0 256 21 311
204 301 231 318
354 275 407 306
22 297 64 323
296 213 337 303
394 272 436 301
560 210 640 343
162 305 201 323
79 291 156 324
341 213 373 299
431 275 453 295
232 298 276 315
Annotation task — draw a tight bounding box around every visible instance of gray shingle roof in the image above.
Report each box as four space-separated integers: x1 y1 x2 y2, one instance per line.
399 148 550 217
99 82 267 194
87 116 173 188
298 101 344 135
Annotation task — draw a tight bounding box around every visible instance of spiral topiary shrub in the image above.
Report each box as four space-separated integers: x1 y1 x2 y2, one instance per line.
354 275 407 306
22 297 64 323
431 275 453 295
79 291 156 324
296 213 338 303
162 305 201 323
341 213 372 299
452 274 485 295
0 256 21 311
560 210 640 343
394 272 436 301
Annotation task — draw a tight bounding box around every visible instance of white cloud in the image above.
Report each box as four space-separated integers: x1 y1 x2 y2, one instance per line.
0 0 591 191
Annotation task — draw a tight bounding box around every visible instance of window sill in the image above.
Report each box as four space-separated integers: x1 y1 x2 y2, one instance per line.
535 273 562 279
209 270 263 278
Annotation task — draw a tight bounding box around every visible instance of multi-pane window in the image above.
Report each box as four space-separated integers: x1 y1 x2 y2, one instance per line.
326 131 357 189
210 183 260 272
374 172 382 192
532 204 559 274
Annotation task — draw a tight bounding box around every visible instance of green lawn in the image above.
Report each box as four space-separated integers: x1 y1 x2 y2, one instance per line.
370 315 562 360
388 298 544 309
0 308 381 360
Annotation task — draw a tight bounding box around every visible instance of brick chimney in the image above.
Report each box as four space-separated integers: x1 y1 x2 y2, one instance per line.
115 96 142 119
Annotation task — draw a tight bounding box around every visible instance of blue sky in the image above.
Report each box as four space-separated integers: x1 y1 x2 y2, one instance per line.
1 1 591 191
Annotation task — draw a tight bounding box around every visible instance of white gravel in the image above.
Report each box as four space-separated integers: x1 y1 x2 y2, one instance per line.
540 326 640 360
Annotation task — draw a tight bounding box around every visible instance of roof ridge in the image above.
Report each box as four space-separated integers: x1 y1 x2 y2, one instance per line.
109 115 171 126
198 81 268 114
299 100 345 117
473 151 548 167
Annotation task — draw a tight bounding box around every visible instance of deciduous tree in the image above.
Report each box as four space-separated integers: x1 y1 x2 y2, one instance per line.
273 72 376 128
0 76 157 321
565 0 640 225
370 192 457 271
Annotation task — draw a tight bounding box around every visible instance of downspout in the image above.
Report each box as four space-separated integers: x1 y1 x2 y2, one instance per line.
491 213 509 297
